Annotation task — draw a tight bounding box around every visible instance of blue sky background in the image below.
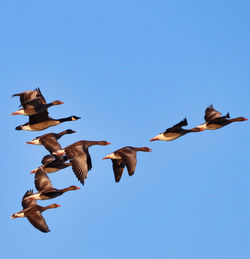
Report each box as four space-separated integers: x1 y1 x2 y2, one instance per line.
1 1 249 258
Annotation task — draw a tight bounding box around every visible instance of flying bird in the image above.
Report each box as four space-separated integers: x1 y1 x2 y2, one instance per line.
24 167 80 200
30 154 71 174
27 129 76 173
103 146 152 182
150 118 204 142
12 88 64 116
196 105 247 130
12 88 44 107
26 129 76 153
53 140 111 185
12 88 80 131
15 113 80 131
10 190 60 233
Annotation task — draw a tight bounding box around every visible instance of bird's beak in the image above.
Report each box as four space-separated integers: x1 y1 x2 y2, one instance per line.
150 137 159 142
11 111 21 115
30 169 37 174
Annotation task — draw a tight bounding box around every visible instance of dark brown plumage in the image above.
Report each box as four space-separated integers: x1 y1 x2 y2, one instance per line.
150 118 204 141
30 155 72 174
26 129 76 153
12 88 45 107
26 168 80 200
13 88 80 131
27 129 75 174
197 104 247 130
103 146 152 182
12 88 64 116
15 112 80 131
53 140 111 185
10 190 60 233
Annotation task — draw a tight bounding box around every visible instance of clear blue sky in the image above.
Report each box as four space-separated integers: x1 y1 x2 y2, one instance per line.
1 1 249 258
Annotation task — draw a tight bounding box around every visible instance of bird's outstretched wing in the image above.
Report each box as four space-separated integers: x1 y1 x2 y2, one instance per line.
204 105 222 122
165 118 188 133
22 190 36 208
111 159 126 182
27 211 50 233
40 136 62 153
66 145 89 185
116 148 137 176
35 168 53 191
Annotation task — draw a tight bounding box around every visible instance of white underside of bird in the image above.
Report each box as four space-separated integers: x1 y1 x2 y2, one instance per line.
21 125 34 131
53 149 66 156
26 139 41 145
150 133 176 141
103 152 121 160
11 109 26 115
11 212 24 218
24 193 42 200
195 123 208 130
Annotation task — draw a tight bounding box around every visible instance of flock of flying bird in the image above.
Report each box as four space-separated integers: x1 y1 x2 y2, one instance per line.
10 88 248 233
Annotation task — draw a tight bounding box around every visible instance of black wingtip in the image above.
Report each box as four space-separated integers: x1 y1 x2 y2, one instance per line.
41 229 51 233
34 87 41 93
15 126 22 130
27 189 34 194
11 93 21 97
24 189 34 197
226 112 230 118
